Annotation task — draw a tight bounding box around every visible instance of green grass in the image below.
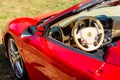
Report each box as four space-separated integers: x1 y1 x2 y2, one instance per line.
0 0 83 79
0 0 83 30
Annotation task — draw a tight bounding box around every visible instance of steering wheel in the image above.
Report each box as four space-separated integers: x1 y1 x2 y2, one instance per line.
73 16 104 52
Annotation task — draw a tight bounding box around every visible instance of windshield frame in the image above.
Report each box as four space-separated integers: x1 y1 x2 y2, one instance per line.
37 0 119 36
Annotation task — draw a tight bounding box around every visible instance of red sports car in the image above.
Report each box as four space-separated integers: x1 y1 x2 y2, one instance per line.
2 0 120 80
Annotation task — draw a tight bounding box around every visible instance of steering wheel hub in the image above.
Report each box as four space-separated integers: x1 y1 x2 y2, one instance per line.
81 27 98 44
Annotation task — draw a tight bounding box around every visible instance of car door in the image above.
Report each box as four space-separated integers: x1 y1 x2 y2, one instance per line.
21 34 53 80
46 35 105 80
21 33 75 80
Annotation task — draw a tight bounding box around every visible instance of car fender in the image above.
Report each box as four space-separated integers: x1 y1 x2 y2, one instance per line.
8 17 39 36
8 10 62 37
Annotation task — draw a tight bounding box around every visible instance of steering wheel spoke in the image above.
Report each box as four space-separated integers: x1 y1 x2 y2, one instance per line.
76 31 81 39
87 44 95 50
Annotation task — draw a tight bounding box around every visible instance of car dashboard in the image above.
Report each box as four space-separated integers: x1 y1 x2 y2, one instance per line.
50 14 120 50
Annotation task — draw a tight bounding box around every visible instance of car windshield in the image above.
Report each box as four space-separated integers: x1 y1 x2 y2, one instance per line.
38 0 119 29
58 4 120 27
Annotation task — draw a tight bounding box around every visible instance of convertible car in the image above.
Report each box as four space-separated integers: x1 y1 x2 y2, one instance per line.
2 0 120 80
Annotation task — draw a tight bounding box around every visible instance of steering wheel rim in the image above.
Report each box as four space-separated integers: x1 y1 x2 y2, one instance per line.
73 16 104 52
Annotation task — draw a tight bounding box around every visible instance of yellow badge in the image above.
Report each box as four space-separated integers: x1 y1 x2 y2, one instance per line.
87 32 92 37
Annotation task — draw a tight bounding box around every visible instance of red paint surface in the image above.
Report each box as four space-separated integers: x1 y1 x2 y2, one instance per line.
2 0 120 80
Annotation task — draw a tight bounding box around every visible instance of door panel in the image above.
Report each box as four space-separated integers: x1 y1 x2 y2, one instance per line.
46 38 104 80
21 35 73 80
21 35 51 80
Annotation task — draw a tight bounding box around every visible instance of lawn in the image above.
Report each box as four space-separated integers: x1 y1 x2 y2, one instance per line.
0 0 83 79
0 0 82 30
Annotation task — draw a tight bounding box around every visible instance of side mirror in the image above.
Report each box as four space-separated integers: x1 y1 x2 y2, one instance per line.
21 26 36 38
28 26 36 34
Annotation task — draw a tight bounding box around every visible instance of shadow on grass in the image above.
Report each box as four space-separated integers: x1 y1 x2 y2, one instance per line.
0 44 17 80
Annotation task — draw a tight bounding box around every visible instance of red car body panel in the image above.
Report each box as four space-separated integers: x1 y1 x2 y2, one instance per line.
22 35 120 80
110 0 120 5
2 0 120 80
8 18 38 36
105 41 120 67
21 35 103 80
